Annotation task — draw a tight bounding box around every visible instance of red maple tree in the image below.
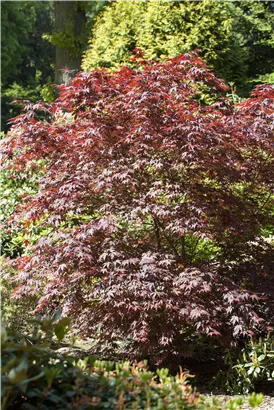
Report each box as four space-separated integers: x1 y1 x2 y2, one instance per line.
3 52 274 363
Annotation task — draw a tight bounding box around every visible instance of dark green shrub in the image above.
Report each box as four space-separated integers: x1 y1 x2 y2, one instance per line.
1 314 263 410
217 335 274 395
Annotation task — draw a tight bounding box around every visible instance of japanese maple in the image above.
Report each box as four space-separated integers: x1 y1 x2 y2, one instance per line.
3 52 274 363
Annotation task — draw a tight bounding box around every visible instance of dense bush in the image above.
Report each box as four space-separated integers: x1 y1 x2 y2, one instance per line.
2 52 274 364
82 1 247 83
1 315 264 410
1 137 43 331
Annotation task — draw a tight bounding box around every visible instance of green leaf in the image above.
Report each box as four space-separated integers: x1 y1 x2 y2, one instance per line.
48 394 62 403
54 317 71 343
247 366 255 375
44 367 60 388
8 367 27 384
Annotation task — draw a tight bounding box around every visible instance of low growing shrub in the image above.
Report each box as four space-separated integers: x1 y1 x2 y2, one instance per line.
1 314 264 410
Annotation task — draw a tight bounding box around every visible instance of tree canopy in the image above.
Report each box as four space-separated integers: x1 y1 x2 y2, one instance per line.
1 1 55 131
1 1 32 84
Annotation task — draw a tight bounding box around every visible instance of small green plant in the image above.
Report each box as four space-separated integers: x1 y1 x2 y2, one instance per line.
248 393 264 409
1 260 38 333
215 335 274 394
233 335 274 393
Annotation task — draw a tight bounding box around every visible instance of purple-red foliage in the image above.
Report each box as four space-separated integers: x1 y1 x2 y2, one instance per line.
3 52 274 363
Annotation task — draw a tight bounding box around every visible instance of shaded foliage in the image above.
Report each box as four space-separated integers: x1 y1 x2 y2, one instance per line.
1 261 38 333
1 1 55 132
1 1 31 84
2 315 262 410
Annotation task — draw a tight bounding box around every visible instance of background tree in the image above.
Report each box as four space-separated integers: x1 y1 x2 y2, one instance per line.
82 0 274 95
49 1 107 84
1 1 106 131
1 1 32 85
234 1 274 85
52 1 83 84
1 1 55 132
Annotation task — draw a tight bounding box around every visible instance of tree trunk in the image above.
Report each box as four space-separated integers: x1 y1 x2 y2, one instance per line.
54 1 86 84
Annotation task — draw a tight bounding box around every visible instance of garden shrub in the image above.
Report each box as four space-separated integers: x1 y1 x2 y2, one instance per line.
214 334 274 395
2 52 274 364
1 315 264 410
1 164 42 332
1 159 45 332
82 1 247 81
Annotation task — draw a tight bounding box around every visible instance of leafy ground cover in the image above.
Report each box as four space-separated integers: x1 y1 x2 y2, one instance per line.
1 314 264 410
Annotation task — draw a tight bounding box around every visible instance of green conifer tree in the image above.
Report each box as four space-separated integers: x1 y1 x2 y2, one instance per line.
83 1 247 86
83 0 274 95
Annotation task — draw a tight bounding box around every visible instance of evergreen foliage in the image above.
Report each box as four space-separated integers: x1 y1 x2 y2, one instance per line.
83 0 274 95
1 1 55 132
234 1 274 82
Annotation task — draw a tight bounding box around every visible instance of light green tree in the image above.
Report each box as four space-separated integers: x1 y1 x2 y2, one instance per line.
83 0 274 95
83 1 248 86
